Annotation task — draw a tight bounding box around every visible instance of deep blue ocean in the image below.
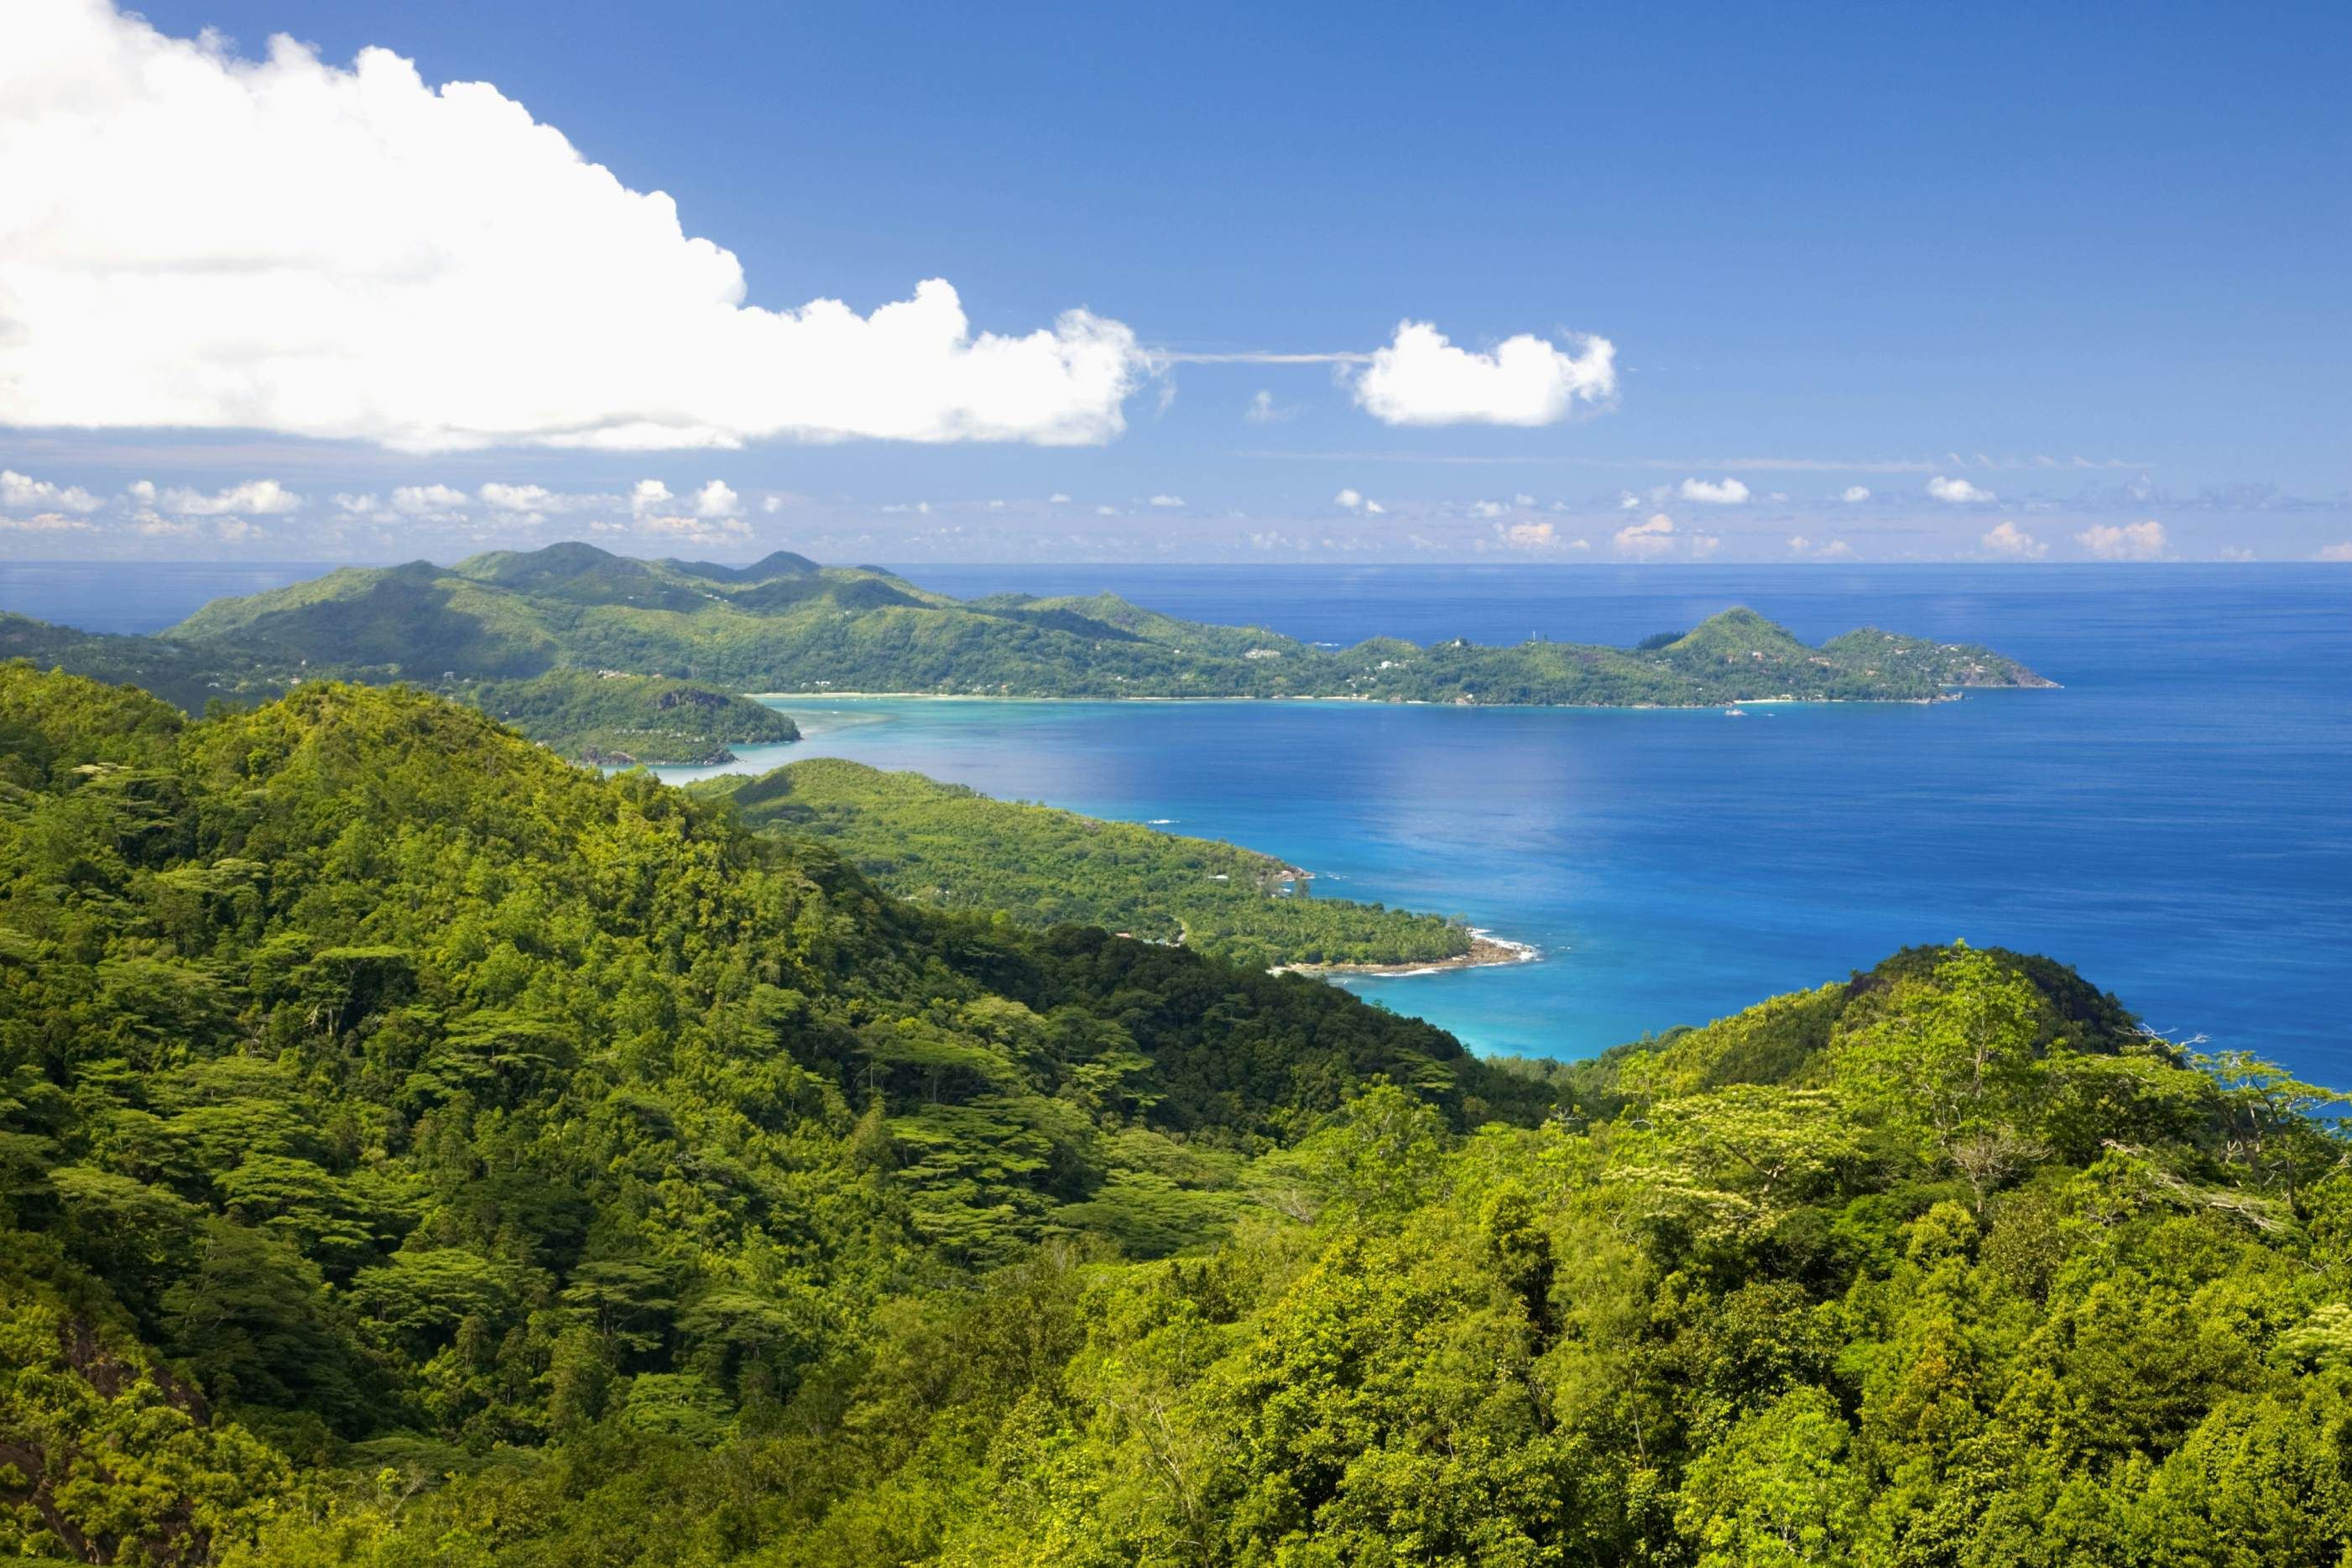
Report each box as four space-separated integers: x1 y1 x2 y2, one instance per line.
6 560 2345 1079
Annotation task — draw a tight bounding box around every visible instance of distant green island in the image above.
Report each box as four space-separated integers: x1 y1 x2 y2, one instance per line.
698 757 1493 971
3 543 2051 723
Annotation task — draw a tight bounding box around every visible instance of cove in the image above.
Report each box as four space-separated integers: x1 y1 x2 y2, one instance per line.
652 565 2351 1078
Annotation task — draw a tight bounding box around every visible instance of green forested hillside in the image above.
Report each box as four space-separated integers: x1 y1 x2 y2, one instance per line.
0 613 791 765
4 664 2343 1567
0 611 281 712
0 664 1534 1564
697 758 1473 969
462 669 800 765
143 543 2047 705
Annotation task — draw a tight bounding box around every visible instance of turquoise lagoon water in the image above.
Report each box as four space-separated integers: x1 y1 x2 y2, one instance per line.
3 560 2343 1076
653 565 2350 1076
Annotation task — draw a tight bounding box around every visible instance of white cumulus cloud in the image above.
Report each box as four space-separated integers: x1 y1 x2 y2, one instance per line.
693 480 741 518
2076 520 2167 560
0 0 1146 452
1678 477 1750 505
3 472 97 515
1981 521 2047 560
1928 476 1996 503
389 483 468 515
1148 494 1186 508
2316 543 2352 562
1841 486 1871 503
477 482 556 513
639 513 748 544
141 478 305 515
1613 513 1677 560
1353 320 1616 427
0 469 101 513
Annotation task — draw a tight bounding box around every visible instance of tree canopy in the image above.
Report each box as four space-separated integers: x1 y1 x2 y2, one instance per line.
696 758 1472 969
1 663 2339 1568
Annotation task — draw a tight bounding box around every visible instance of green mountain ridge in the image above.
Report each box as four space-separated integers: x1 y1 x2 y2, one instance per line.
138 542 2048 704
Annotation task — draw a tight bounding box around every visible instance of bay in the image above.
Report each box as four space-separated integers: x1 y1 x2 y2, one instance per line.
4 556 2342 1076
657 564 2351 1077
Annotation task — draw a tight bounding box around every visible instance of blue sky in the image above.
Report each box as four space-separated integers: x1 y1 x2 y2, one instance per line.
2 0 2346 563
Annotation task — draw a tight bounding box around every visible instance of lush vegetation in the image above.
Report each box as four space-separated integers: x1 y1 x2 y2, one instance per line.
696 758 1471 969
7 663 2340 1567
0 609 796 766
0 612 279 713
460 670 799 765
141 542 2049 705
0 664 1541 1564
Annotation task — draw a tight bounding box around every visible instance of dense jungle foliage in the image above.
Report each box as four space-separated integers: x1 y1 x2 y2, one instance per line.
0 663 1533 1564
696 758 1471 970
0 612 275 714
4 663 2344 1567
459 670 800 765
3 542 2050 707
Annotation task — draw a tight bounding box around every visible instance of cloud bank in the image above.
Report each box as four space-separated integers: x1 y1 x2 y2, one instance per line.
0 0 1143 452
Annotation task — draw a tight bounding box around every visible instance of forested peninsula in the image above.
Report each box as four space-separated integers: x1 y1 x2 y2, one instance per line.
3 661 2348 1566
697 757 1473 970
5 541 2051 712
465 669 799 767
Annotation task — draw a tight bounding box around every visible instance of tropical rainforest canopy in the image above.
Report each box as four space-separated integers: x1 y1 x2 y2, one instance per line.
462 669 799 766
2 661 2344 1567
697 758 1470 970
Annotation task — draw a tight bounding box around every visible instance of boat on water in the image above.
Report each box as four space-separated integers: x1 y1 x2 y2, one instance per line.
1724 706 1748 716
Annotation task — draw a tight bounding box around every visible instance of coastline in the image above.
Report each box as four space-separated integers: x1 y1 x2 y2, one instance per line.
1270 929 1541 980
744 688 2045 709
